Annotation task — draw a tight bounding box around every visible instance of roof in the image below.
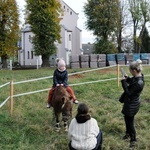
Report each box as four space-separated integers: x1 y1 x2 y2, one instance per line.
21 25 31 33
76 26 82 32
62 0 79 15
61 24 72 32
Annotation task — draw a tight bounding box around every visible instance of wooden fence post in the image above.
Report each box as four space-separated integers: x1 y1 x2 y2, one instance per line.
117 64 120 87
10 80 14 115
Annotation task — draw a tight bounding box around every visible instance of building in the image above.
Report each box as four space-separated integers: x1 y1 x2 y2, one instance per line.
18 0 82 67
82 43 94 55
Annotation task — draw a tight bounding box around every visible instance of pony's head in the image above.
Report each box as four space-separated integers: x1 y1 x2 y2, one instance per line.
61 96 72 122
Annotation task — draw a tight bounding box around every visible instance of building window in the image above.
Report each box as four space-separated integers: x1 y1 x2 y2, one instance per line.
28 51 30 59
29 35 32 43
69 34 71 41
31 51 34 59
64 5 65 9
67 8 69 12
70 11 72 15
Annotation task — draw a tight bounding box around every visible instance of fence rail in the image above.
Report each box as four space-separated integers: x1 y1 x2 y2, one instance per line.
0 82 10 88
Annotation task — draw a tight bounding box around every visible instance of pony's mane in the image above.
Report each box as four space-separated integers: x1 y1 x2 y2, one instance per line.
54 86 66 94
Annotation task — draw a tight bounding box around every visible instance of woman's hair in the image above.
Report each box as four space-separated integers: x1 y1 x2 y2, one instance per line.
129 59 142 73
77 103 89 114
75 103 91 123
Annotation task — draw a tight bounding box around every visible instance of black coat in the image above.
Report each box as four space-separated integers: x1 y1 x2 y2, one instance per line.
53 69 68 87
119 74 144 116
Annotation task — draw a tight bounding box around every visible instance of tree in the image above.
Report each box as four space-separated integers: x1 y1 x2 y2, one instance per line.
94 39 117 54
141 27 150 53
115 0 122 53
128 0 150 53
83 0 120 54
26 0 62 67
115 0 131 53
137 1 150 53
0 0 19 68
128 0 141 53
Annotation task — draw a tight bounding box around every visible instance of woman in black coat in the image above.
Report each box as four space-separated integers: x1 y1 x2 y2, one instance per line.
119 59 145 148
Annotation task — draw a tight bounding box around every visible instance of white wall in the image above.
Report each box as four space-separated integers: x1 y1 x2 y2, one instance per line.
20 28 42 66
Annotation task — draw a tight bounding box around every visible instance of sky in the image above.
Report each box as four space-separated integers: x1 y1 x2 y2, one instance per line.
16 0 95 43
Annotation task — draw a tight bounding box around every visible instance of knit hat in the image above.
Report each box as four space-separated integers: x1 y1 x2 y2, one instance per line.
57 59 66 71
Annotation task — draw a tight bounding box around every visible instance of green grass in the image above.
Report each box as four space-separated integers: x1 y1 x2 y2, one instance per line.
0 66 150 150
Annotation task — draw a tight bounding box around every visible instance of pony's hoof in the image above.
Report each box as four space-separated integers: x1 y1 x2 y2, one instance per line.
56 128 60 132
64 128 68 132
64 125 68 132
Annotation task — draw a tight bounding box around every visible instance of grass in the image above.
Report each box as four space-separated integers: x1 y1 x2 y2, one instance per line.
0 66 150 150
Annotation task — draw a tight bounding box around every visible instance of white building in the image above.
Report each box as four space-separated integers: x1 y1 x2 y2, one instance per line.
18 0 82 67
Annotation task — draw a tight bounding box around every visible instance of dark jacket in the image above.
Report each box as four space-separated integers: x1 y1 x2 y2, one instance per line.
53 69 68 87
120 74 144 116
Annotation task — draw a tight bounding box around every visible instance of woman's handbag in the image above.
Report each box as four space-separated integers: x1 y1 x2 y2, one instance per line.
119 92 125 103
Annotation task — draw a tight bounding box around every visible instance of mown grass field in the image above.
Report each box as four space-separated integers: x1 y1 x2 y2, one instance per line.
0 66 150 150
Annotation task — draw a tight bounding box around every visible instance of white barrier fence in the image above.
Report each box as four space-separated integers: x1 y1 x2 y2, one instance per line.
1 65 150 115
0 82 10 88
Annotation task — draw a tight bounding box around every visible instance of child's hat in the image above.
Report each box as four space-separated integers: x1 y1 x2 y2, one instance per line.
57 59 66 68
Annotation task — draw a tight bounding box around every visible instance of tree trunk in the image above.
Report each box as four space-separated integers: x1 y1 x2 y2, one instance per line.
138 24 146 53
117 29 122 53
133 23 137 53
1 55 8 69
41 54 50 67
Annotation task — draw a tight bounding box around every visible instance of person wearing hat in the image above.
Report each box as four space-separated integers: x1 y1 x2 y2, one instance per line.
68 103 103 150
47 58 79 108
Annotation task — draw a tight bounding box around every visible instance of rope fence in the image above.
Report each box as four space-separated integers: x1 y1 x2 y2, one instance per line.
0 82 10 88
0 65 149 115
13 65 116 85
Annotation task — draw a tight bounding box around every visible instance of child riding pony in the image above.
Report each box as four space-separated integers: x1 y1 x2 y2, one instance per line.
47 58 78 108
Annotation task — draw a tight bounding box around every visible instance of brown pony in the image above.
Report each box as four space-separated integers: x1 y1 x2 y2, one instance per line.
51 86 73 131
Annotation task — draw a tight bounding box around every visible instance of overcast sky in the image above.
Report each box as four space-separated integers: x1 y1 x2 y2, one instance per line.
16 0 95 43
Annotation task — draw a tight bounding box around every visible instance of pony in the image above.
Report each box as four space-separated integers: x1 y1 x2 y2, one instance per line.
51 86 73 131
